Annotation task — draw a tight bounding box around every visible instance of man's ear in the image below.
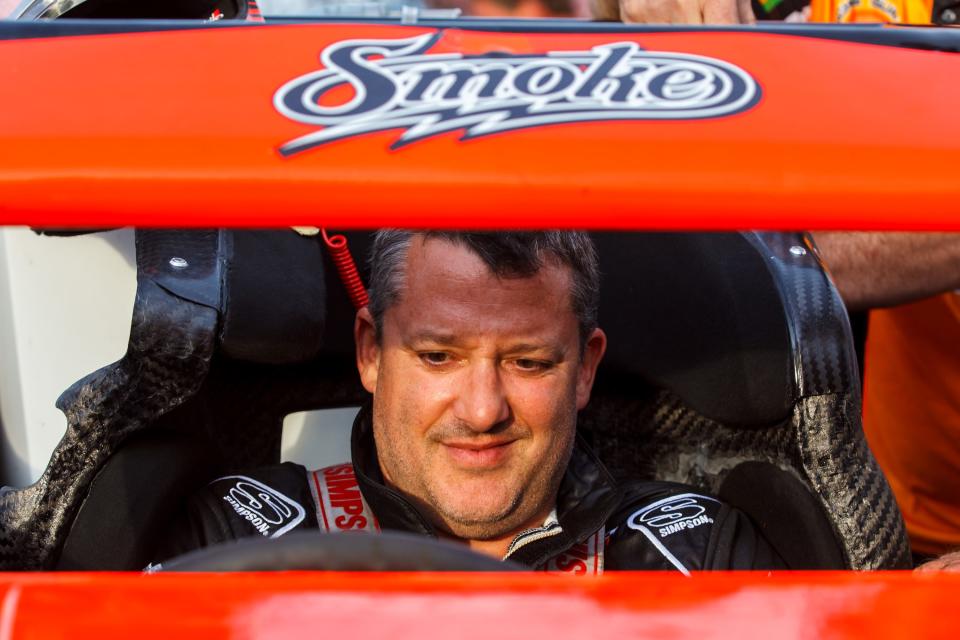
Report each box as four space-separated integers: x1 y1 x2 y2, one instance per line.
576 328 607 410
355 306 380 394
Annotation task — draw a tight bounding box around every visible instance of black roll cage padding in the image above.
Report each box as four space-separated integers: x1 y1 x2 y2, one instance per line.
161 530 525 572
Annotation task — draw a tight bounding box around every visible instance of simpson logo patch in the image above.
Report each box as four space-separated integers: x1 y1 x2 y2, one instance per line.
310 464 380 533
274 33 761 153
219 476 306 538
628 493 719 539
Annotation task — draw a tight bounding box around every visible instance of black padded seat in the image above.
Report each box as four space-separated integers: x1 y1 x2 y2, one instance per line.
56 430 213 571
593 232 794 428
0 230 911 571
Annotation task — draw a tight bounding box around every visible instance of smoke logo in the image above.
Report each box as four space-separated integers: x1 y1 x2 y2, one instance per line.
275 33 760 153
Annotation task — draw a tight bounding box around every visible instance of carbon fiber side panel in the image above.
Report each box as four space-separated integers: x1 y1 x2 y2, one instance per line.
754 233 909 568
753 232 856 399
585 387 910 569
797 393 911 569
0 231 219 570
585 388 798 492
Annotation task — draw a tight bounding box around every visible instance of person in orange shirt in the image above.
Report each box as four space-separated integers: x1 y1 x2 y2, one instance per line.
814 233 960 568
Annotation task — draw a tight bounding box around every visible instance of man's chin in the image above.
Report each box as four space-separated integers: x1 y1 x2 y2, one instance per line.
431 498 527 541
438 518 517 542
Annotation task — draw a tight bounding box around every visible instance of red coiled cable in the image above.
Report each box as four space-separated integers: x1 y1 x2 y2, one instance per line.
322 229 369 310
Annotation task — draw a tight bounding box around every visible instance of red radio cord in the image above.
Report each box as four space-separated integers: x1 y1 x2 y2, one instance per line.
321 229 369 310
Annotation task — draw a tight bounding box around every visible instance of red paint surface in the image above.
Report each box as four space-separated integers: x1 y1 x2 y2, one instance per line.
0 24 958 230
0 571 956 638
0 23 956 639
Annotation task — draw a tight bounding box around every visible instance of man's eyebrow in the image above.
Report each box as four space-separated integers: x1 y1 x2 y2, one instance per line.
407 334 565 358
505 343 551 353
505 343 566 359
409 331 460 346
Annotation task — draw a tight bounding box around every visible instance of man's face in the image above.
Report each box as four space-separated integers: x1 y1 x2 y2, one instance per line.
355 236 606 542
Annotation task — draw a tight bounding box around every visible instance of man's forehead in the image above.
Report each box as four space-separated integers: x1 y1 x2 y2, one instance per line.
399 235 573 302
408 235 491 281
383 235 578 338
406 234 571 286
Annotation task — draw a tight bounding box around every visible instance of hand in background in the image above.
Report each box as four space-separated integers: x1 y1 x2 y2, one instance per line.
592 0 755 23
916 552 960 572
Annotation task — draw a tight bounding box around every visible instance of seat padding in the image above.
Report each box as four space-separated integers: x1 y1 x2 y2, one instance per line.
719 461 846 569
219 230 327 365
56 431 214 571
594 233 794 427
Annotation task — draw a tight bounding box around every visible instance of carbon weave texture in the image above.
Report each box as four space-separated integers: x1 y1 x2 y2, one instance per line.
757 234 908 568
790 264 853 397
756 232 854 397
584 387 910 569
0 280 215 570
584 388 798 493
797 394 911 569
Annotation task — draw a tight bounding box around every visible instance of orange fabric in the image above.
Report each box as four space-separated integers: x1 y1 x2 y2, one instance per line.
809 0 933 23
862 293 960 556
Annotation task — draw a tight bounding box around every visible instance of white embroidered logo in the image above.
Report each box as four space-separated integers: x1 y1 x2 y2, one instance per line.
629 494 717 539
219 475 306 538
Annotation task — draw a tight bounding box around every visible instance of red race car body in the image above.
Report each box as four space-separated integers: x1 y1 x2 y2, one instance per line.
0 15 958 639
1 20 959 229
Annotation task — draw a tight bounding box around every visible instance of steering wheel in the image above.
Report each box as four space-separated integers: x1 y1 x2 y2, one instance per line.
160 531 527 572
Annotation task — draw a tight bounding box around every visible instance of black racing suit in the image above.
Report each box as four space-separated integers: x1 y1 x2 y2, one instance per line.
158 406 786 573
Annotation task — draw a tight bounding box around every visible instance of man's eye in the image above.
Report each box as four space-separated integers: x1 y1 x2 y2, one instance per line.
513 359 552 373
419 352 451 366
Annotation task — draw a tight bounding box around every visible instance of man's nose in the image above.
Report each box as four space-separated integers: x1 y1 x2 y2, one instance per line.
453 360 510 432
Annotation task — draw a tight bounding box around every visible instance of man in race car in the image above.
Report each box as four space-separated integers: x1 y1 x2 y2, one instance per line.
160 232 784 572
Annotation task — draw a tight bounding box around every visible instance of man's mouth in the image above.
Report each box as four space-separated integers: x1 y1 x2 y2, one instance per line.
440 439 516 468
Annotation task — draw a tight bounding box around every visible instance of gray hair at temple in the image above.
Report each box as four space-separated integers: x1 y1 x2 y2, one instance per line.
366 231 600 350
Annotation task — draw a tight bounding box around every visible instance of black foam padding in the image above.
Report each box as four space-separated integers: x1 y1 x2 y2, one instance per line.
219 230 327 365
718 461 846 569
141 230 222 309
56 431 214 571
157 354 365 473
593 233 794 427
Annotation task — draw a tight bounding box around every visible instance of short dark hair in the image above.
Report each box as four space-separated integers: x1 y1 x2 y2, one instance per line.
367 231 599 347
